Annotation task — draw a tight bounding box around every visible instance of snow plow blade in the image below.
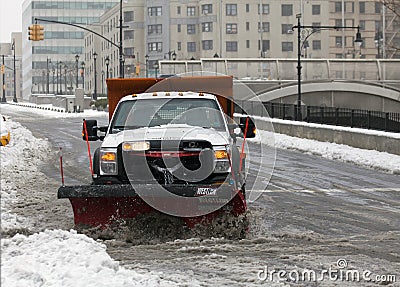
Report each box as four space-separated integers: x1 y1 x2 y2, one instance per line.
58 184 246 229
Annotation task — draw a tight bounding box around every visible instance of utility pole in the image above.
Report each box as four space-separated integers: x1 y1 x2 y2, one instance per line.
1 55 5 102
12 39 17 103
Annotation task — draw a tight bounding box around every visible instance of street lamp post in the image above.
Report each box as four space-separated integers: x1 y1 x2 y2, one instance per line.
52 68 55 94
101 71 104 95
46 57 51 94
154 62 159 79
12 39 17 102
375 28 383 59
75 54 79 88
93 52 98 100
105 56 110 79
145 54 149 78
64 64 68 94
58 61 62 94
81 61 85 90
1 55 6 102
118 0 125 78
292 14 362 120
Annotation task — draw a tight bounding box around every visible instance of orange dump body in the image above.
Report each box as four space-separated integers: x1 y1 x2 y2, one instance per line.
106 76 234 120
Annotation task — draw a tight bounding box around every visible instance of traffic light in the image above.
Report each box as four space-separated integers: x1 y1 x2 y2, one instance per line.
135 65 140 75
28 25 36 41
37 25 44 40
28 24 45 41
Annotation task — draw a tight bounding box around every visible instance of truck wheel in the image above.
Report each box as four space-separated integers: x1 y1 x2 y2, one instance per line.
92 148 100 178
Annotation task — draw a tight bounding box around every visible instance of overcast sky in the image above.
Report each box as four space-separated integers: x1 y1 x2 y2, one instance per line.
0 0 23 43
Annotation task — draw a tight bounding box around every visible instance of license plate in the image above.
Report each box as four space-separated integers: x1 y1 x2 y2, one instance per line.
196 187 217 196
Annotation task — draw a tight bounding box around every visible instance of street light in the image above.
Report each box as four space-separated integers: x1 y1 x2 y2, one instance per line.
105 56 110 79
46 57 51 94
153 62 159 78
1 55 6 102
81 61 85 90
52 67 55 94
93 52 98 100
11 39 17 102
58 61 62 94
75 54 79 88
145 54 149 77
375 28 383 59
292 13 362 120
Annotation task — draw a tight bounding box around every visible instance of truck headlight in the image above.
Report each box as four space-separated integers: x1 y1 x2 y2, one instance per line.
100 149 118 175
122 141 150 151
213 146 230 173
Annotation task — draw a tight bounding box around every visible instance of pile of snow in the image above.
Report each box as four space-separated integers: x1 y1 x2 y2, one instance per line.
1 118 50 231
1 230 180 287
5 103 108 118
251 130 400 174
1 118 186 287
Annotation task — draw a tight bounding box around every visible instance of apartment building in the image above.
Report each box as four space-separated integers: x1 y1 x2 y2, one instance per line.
21 0 119 100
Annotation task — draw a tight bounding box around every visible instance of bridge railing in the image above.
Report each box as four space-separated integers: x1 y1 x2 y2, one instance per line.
235 101 400 133
160 58 400 82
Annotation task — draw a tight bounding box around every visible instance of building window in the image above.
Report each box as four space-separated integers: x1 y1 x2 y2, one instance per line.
258 4 269 14
260 40 270 51
226 41 238 52
202 22 213 32
359 20 365 31
312 22 321 33
335 2 342 12
187 24 196 34
335 19 342 27
335 36 343 47
148 24 162 35
202 40 213 50
375 2 381 13
258 22 270 32
187 42 196 52
177 6 181 14
246 22 250 31
202 4 212 14
359 2 365 13
281 24 292 34
345 1 354 13
148 7 162 16
124 47 134 56
124 11 134 22
312 5 320 15
282 42 293 52
124 30 134 39
177 24 181 33
148 42 163 52
246 40 250 48
177 42 181 51
246 4 249 12
226 4 237 16
312 40 321 50
187 6 196 16
226 23 237 34
282 4 293 16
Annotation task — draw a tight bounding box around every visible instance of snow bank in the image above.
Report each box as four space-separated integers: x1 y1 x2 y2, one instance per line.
1 118 50 231
5 103 108 118
1 229 178 287
251 130 400 174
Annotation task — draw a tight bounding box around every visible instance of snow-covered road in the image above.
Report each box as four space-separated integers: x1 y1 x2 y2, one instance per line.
1 104 399 286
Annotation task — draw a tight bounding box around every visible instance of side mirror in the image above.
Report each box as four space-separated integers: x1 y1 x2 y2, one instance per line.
239 117 256 138
82 119 98 141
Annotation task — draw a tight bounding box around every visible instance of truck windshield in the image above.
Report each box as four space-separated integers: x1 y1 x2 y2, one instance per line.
110 98 226 132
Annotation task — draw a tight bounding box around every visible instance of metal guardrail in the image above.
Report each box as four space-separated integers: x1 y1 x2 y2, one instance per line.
235 101 400 133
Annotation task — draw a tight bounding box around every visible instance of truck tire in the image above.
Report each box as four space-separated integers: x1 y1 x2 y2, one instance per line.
92 148 100 178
